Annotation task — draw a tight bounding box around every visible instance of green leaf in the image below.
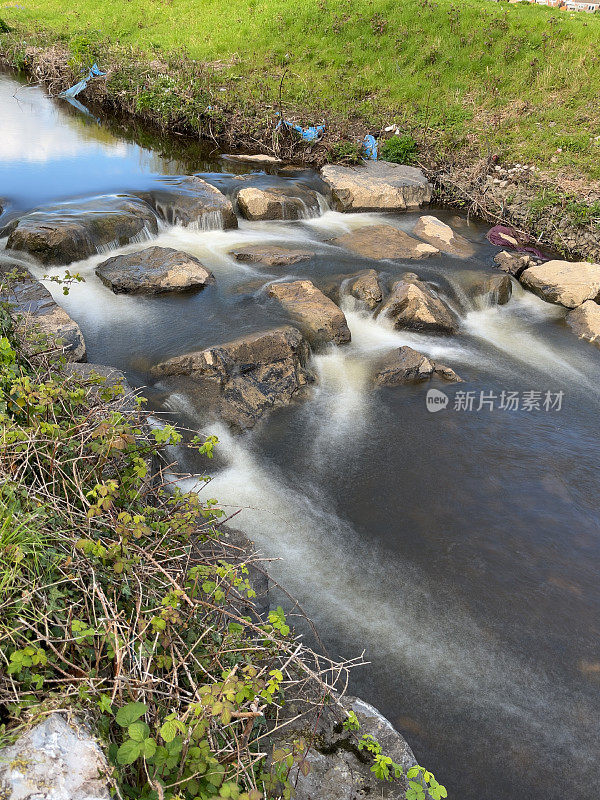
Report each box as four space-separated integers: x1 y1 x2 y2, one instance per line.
115 702 147 727
160 718 178 743
142 737 157 759
128 721 149 742
117 739 142 765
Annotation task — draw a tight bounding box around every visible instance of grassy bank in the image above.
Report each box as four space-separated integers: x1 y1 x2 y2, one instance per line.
2 0 600 183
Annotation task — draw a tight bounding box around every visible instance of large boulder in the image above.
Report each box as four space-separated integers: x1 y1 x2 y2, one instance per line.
5 195 158 265
0 262 86 361
229 243 313 267
413 216 474 258
519 259 600 308
333 224 438 260
273 695 418 800
0 713 110 800
345 269 383 310
321 162 432 212
151 326 313 429
95 247 215 294
268 280 351 347
565 300 600 348
378 275 458 334
236 186 321 221
374 345 462 385
137 176 237 230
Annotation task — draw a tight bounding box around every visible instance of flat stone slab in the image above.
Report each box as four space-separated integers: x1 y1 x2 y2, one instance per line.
0 260 86 361
151 325 313 428
5 195 158 265
95 246 215 294
229 243 313 267
565 300 600 347
520 259 600 308
413 216 475 258
0 713 110 800
268 279 351 347
320 162 432 212
333 224 438 260
137 176 237 230
236 186 321 221
222 153 283 165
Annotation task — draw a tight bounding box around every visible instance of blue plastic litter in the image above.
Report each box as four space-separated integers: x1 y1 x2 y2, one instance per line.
362 134 378 160
275 113 325 142
59 63 106 99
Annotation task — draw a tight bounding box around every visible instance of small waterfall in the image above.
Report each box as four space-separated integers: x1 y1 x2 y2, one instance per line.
95 222 156 254
188 209 227 231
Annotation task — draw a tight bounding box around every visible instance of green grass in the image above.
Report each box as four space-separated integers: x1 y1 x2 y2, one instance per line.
2 0 600 178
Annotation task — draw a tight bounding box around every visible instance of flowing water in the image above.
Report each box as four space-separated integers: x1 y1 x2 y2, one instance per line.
1 73 599 800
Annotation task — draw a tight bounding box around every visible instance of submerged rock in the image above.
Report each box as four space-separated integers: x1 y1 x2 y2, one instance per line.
413 215 475 258
565 300 600 348
0 261 86 361
0 713 110 800
151 326 313 429
5 195 158 265
229 243 313 267
470 274 513 306
236 186 320 221
333 224 438 260
378 275 458 334
374 345 462 385
273 694 418 800
137 175 237 229
321 162 432 212
519 259 600 308
95 246 215 294
268 280 351 347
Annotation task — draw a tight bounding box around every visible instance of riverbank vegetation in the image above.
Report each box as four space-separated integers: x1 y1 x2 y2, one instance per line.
1 0 600 185
0 285 446 798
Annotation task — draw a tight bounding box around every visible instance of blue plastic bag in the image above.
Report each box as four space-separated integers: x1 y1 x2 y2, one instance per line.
275 113 325 142
59 63 106 99
362 134 378 160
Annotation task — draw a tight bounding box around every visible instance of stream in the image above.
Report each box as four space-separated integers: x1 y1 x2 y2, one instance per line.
1 73 599 800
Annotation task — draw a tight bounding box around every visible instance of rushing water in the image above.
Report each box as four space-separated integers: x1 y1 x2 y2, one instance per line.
1 73 599 800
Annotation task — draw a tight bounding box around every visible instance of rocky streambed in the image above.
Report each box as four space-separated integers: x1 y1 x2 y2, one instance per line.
2 74 600 800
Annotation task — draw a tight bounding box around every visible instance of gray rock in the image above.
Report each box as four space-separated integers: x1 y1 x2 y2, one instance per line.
374 345 462 385
0 713 110 800
273 695 417 800
413 215 475 258
268 280 351 347
520 259 600 308
137 176 237 230
333 224 438 260
0 262 86 361
95 247 215 294
565 300 600 348
378 275 458 334
151 326 313 429
5 195 158 265
493 250 535 278
321 162 432 212
236 186 321 221
229 244 313 267
344 269 383 309
222 153 283 165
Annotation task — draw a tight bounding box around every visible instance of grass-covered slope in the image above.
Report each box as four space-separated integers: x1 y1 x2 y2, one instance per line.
2 0 600 181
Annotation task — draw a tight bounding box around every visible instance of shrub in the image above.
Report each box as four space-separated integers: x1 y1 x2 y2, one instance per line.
380 134 418 164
